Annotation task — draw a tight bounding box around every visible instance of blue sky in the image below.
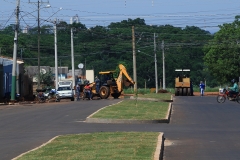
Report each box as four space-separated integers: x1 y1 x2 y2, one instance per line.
1 0 240 33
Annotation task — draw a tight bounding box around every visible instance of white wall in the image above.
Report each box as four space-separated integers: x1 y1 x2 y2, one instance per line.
86 70 94 83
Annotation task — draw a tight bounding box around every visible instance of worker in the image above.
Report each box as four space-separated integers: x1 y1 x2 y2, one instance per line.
78 76 83 85
199 81 205 96
76 83 81 101
84 82 92 100
95 76 100 93
228 79 239 98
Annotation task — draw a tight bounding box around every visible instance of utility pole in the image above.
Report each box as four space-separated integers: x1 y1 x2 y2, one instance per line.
11 0 20 101
154 33 158 93
54 19 58 90
29 0 49 89
132 26 137 92
71 27 75 90
37 0 40 88
162 40 166 89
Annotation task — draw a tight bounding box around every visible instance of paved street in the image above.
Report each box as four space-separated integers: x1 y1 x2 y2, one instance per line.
165 96 240 160
1 96 240 160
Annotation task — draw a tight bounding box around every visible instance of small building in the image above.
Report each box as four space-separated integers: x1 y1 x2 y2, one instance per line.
0 56 26 101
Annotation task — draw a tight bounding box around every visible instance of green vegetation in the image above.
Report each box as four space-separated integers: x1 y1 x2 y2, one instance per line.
204 16 240 84
0 18 220 88
135 92 172 100
17 132 160 160
91 99 169 120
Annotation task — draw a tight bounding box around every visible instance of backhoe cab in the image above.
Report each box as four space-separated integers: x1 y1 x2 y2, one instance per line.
90 64 135 99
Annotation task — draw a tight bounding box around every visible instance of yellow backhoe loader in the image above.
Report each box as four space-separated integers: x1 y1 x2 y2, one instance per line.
89 64 135 99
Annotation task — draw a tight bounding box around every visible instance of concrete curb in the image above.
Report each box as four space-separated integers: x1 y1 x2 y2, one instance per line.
12 136 59 160
85 102 172 124
154 132 164 160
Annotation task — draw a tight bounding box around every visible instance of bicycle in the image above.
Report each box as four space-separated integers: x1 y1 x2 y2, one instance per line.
216 88 240 103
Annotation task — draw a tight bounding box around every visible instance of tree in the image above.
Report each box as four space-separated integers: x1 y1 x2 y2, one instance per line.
35 70 54 87
204 16 240 84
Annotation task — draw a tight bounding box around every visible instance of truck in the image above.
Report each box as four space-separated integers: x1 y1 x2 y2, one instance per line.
174 69 193 96
89 64 135 99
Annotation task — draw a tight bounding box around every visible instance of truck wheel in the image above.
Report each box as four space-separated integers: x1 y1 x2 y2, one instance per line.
183 88 187 96
187 88 191 96
99 86 110 99
111 93 121 99
175 88 179 96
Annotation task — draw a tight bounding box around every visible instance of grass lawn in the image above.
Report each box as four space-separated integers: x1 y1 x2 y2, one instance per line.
91 99 170 120
134 92 172 100
17 132 160 160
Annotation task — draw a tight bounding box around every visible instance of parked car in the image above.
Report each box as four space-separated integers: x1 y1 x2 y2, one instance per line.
56 86 74 101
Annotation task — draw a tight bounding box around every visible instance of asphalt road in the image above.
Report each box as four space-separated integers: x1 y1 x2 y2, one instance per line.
1 96 240 160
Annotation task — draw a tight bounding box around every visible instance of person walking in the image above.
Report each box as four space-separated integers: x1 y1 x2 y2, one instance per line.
199 81 205 96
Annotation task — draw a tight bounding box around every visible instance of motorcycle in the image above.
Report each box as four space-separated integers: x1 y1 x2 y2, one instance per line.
36 91 46 103
217 88 240 103
44 88 60 102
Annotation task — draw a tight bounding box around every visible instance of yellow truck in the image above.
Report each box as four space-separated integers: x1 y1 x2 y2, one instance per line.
175 69 193 96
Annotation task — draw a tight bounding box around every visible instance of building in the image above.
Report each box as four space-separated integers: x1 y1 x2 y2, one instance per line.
0 56 27 101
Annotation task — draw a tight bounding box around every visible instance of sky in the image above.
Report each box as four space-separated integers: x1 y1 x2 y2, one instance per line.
1 0 240 33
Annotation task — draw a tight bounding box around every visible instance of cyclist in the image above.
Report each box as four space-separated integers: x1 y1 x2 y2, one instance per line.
228 79 239 98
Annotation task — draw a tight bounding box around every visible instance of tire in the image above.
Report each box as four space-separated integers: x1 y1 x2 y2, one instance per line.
99 86 110 99
179 88 183 96
39 97 46 103
111 92 121 99
236 95 240 103
175 88 179 96
183 88 187 96
217 95 226 103
187 88 191 96
71 97 74 101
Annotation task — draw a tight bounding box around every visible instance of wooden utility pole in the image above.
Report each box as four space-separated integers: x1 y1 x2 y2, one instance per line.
132 26 137 92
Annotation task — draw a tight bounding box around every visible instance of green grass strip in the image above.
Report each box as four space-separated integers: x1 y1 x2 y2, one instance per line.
17 132 160 160
91 100 169 120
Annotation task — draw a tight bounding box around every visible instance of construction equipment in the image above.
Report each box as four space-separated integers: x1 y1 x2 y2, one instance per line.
175 69 193 96
90 64 135 99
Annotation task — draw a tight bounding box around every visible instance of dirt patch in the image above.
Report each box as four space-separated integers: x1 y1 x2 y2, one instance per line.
193 92 218 96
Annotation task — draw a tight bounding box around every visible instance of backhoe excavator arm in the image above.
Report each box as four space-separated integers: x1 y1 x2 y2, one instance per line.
116 64 135 92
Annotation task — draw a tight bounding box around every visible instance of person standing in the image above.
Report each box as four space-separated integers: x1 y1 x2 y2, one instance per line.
199 81 205 96
95 76 100 93
76 83 81 101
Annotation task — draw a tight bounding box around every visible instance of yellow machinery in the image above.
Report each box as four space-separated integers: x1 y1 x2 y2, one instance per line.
90 64 135 99
175 69 192 96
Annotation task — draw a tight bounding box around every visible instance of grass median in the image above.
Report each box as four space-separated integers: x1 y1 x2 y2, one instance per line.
16 132 160 160
91 99 170 120
16 93 171 160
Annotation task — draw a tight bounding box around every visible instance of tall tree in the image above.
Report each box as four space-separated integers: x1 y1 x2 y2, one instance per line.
204 16 240 84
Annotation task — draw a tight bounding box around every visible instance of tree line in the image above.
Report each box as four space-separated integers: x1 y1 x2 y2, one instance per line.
1 17 240 88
